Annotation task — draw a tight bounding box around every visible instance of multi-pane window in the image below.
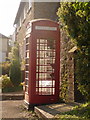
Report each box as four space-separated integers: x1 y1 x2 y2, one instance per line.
36 39 56 95
25 37 30 93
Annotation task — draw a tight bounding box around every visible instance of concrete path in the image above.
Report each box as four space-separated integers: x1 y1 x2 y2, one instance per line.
35 102 80 119
1 100 38 119
0 92 80 119
0 92 38 119
1 91 24 100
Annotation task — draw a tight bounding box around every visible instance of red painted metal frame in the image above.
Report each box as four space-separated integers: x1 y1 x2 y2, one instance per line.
25 19 60 105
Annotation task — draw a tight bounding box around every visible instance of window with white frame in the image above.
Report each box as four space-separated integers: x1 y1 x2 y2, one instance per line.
20 17 21 27
21 9 24 22
29 0 32 9
25 2 29 13
24 8 26 19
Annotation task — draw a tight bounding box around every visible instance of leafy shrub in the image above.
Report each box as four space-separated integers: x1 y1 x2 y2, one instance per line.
56 102 90 119
9 60 21 87
0 62 11 75
1 74 23 93
9 43 22 87
1 75 13 92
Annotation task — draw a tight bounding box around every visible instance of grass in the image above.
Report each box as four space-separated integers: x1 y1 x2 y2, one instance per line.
55 102 90 120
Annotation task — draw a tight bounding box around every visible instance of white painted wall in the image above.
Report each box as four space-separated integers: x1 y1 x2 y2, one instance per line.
0 36 8 63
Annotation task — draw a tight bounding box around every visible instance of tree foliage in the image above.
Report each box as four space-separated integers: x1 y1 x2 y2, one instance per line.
0 61 11 75
9 43 21 86
57 2 90 100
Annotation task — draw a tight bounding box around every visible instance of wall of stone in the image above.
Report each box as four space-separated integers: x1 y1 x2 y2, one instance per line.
34 2 59 21
16 3 34 62
16 2 59 61
60 29 75 102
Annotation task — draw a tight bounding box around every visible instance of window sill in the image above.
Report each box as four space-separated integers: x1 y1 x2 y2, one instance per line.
27 7 32 14
22 18 26 24
19 26 21 31
16 32 18 35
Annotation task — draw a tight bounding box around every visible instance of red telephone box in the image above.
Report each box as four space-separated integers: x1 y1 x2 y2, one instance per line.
24 19 60 108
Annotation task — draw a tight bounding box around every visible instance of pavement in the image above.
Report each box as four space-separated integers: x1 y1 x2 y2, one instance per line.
1 91 24 100
1 100 39 119
0 92 81 119
35 102 80 119
0 91 38 119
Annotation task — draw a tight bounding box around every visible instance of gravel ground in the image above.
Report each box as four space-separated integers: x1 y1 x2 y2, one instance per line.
1 100 39 119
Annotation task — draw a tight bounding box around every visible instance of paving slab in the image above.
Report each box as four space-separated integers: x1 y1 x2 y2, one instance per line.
34 102 80 119
0 91 24 100
1 100 38 119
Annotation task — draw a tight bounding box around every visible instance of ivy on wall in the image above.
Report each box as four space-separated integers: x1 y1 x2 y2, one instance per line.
57 2 90 101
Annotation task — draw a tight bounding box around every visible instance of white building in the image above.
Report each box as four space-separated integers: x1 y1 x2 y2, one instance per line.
0 33 9 63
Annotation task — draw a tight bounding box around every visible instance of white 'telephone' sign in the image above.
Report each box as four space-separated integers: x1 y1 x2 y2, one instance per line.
35 26 57 31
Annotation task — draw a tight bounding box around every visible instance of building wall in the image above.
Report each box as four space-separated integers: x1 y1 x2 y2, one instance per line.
0 37 8 62
16 3 34 60
34 2 59 21
60 29 75 102
15 2 59 61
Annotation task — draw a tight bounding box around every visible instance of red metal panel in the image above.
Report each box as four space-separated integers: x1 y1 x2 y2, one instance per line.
24 19 60 105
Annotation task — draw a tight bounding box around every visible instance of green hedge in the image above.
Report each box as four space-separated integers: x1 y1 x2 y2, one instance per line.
57 2 90 101
0 62 11 76
1 75 22 93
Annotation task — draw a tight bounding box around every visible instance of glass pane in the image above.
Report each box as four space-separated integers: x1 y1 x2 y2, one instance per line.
25 86 28 93
39 88 53 95
26 59 29 64
37 52 39 58
36 81 38 87
53 81 55 87
26 45 29 50
53 88 55 95
26 80 28 85
26 66 29 71
36 73 38 79
39 73 45 79
26 37 29 43
40 45 44 50
36 66 38 72
37 45 39 50
40 51 44 58
26 51 29 58
39 60 45 65
37 39 39 43
40 39 44 43
39 80 53 87
26 73 29 78
36 38 56 95
39 66 45 72
36 59 38 65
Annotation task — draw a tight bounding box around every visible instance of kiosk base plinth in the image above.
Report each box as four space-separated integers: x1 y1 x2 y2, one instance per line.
24 100 34 110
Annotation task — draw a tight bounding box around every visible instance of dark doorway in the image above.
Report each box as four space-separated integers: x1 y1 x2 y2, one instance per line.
74 52 86 103
74 79 85 103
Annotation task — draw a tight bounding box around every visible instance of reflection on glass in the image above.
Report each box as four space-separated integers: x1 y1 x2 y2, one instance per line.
38 80 55 87
26 66 29 71
25 86 28 93
36 39 56 95
26 45 29 50
39 88 55 95
26 37 29 43
26 59 29 64
26 52 29 58
26 80 28 85
40 45 44 50
26 73 29 78
36 73 38 79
